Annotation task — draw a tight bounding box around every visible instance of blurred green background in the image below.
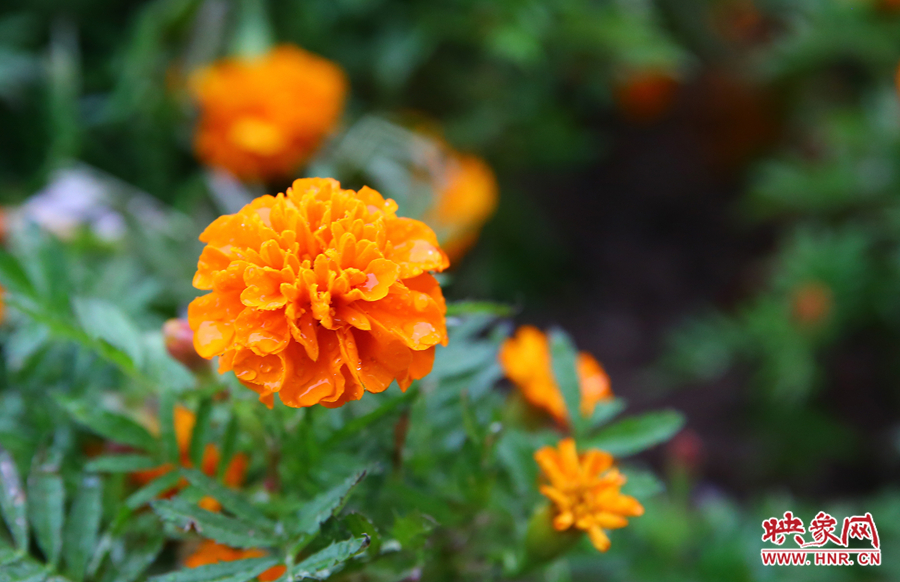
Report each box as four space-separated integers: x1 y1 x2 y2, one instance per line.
1 0 900 580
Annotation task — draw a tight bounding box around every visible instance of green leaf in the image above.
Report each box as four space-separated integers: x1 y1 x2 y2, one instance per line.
180 469 275 530
586 410 685 457
217 414 238 482
588 398 626 431
0 554 48 582
159 391 180 463
148 557 280 582
390 510 436 551
151 497 279 548
125 471 182 510
0 249 35 298
0 447 28 552
548 329 587 437
99 536 164 582
445 301 513 317
292 536 370 580
326 391 417 446
62 400 158 453
26 467 64 567
188 399 213 469
342 513 381 555
293 471 367 537
63 474 103 581
620 469 665 499
73 298 145 369
85 455 158 473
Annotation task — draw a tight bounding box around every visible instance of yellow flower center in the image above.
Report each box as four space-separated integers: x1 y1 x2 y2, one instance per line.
228 117 287 156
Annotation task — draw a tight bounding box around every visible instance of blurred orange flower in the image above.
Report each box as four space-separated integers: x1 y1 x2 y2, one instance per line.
184 540 286 582
535 438 643 552
499 326 612 425
425 152 498 262
790 281 832 327
188 177 449 409
132 405 247 510
191 45 347 182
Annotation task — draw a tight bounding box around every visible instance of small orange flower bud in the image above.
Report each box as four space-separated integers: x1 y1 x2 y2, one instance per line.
614 70 679 123
163 318 208 370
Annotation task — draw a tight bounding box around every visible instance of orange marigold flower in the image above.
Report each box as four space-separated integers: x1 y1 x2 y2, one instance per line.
499 326 612 425
188 177 449 409
535 438 643 552
425 152 498 263
191 45 347 182
131 405 247 509
184 540 286 582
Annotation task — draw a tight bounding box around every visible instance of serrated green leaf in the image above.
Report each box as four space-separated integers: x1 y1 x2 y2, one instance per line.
62 400 158 453
151 497 278 548
548 329 587 437
125 471 182 510
342 513 381 555
73 298 144 369
85 455 158 473
63 474 102 581
0 447 28 552
292 471 367 537
180 469 274 530
390 510 435 551
292 536 369 580
586 410 685 457
149 557 280 582
188 399 212 469
27 467 64 567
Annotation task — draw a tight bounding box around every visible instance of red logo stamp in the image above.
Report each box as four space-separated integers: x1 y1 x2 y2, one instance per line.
761 512 880 566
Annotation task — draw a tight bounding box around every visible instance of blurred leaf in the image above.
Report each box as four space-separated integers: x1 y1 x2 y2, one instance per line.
180 469 275 530
0 249 35 299
85 455 158 473
445 301 513 317
390 510 435 551
0 446 28 552
343 512 381 556
73 298 144 370
293 535 370 581
159 391 180 463
188 399 212 469
326 391 416 447
27 466 65 568
0 553 48 581
548 329 587 438
149 556 280 582
62 400 158 453
292 470 367 538
620 469 665 500
586 410 685 457
100 535 164 582
151 497 279 548
588 398 626 431
125 471 181 510
63 474 102 581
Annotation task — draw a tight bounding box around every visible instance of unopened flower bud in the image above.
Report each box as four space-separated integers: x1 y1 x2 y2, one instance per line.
523 504 581 568
163 318 207 371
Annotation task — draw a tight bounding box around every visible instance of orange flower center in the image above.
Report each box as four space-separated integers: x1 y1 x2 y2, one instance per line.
228 117 289 156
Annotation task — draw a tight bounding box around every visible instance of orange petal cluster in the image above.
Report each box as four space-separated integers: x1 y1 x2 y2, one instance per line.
499 326 612 424
184 540 286 582
425 152 498 262
535 438 643 552
191 45 347 182
188 177 449 408
131 405 246 510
